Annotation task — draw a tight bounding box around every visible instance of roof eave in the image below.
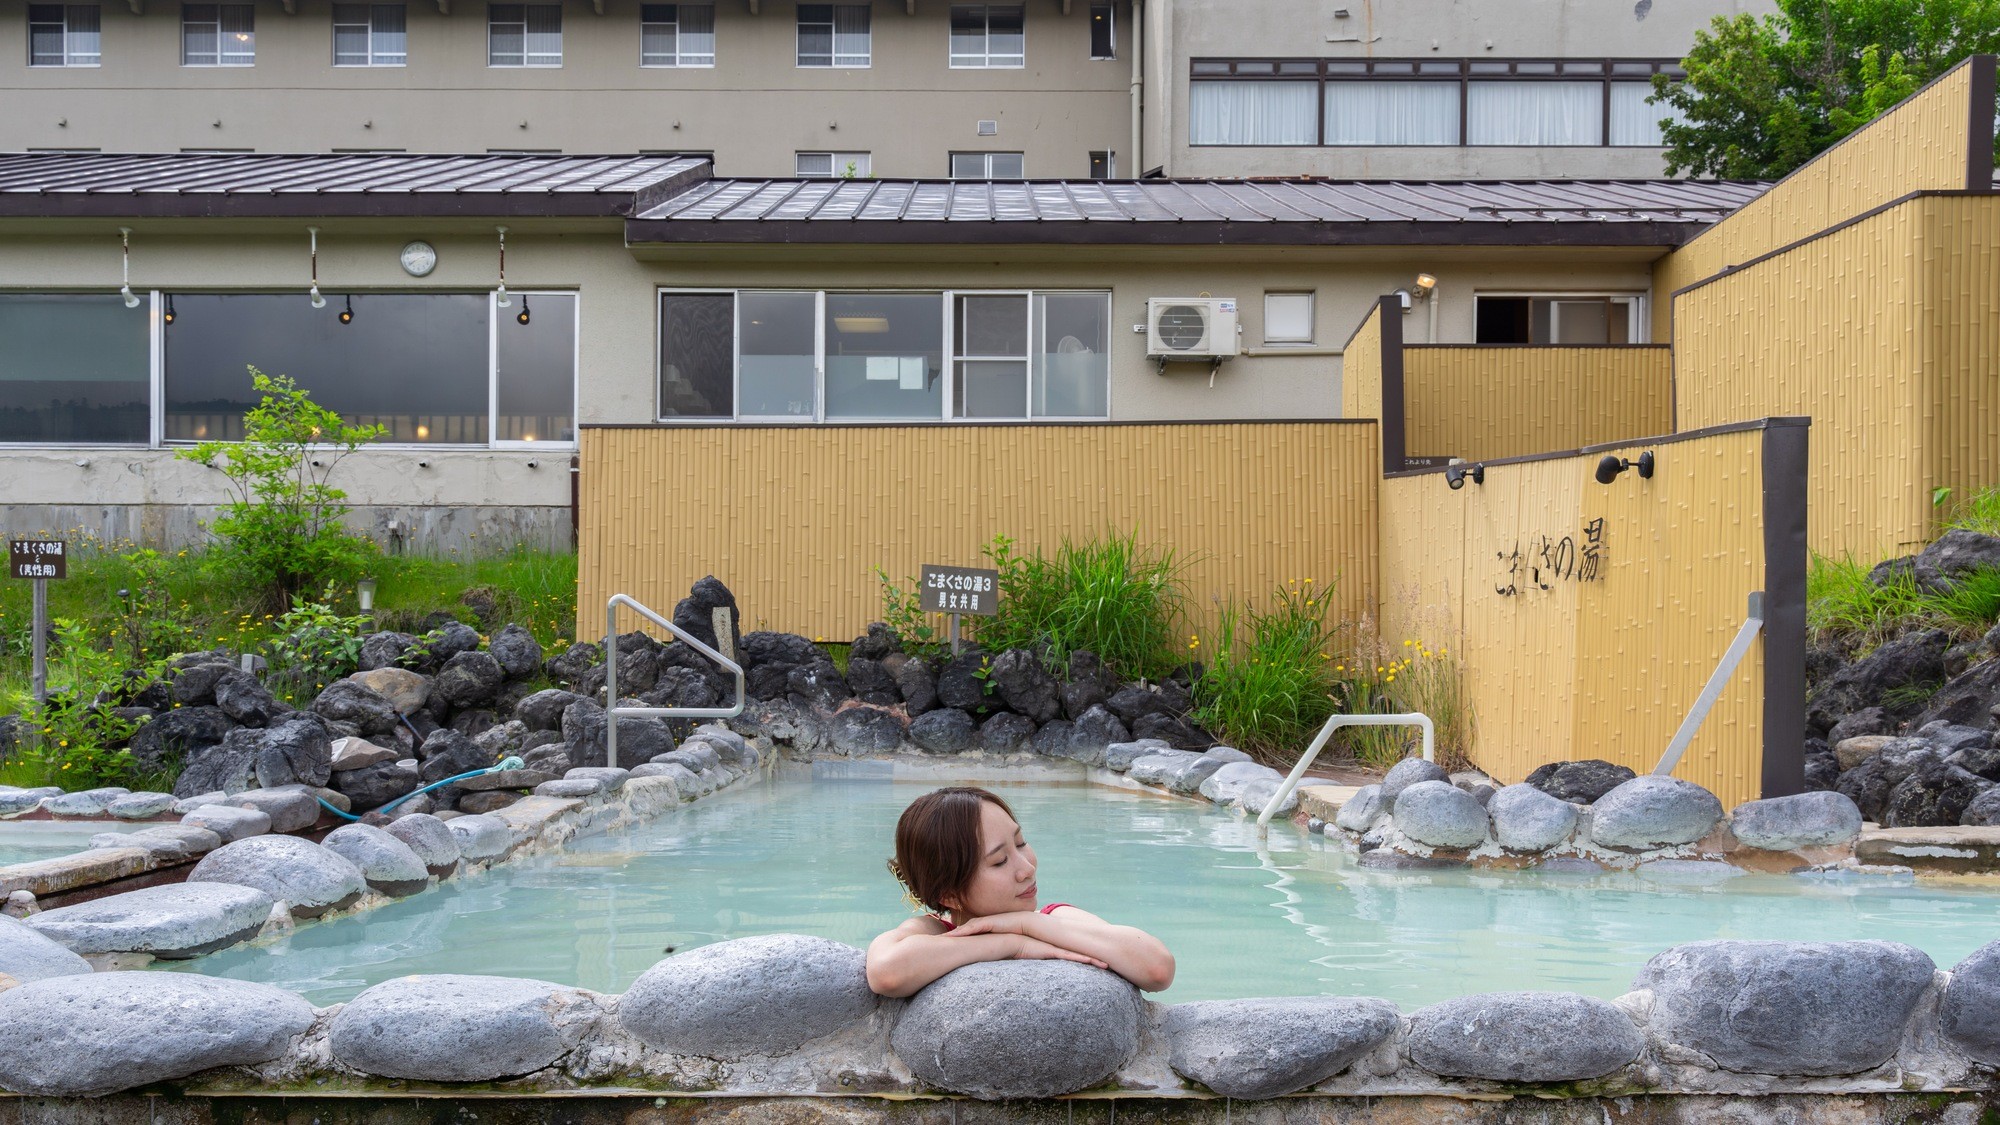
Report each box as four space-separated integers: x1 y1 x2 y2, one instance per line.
620 218 1716 248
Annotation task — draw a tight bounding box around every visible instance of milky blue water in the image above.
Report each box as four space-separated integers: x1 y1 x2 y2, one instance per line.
0 820 149 867
166 772 2000 1007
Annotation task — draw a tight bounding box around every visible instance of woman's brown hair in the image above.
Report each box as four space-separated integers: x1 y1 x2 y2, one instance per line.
888 786 1017 914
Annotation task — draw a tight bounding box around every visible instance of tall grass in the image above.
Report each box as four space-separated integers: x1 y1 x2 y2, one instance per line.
1807 553 2000 648
1334 596 1472 772
1190 579 1342 763
972 531 1191 679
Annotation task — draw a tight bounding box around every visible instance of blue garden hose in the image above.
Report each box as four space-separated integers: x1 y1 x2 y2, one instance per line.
315 756 526 822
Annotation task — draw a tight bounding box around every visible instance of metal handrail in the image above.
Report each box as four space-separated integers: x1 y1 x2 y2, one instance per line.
604 593 746 769
1256 711 1435 833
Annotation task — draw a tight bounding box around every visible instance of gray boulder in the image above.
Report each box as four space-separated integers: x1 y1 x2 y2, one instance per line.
1962 786 2000 826
1882 754 1991 827
561 700 675 770
419 727 494 783
1161 751 1231 795
1103 739 1170 772
1334 785 1386 832
0 913 92 983
180 803 272 843
106 824 222 862
828 705 906 757
357 631 418 672
654 743 719 773
446 813 514 860
1392 780 1488 849
1062 705 1132 766
488 624 544 680
543 640 604 687
566 766 630 793
620 934 877 1057
1128 749 1202 787
689 723 755 768
909 708 978 755
1239 775 1300 818
227 784 323 833
311 679 401 738
890 960 1142 1099
43 787 128 816
188 834 367 918
1835 734 1899 772
1164 997 1398 1098
1808 628 1951 734
332 758 421 811
1524 759 1638 804
0 789 47 816
385 812 462 876
328 974 584 1081
213 669 287 727
986 649 1061 722
435 651 506 708
1634 940 1936 1075
1199 760 1286 807
349 667 430 715
329 735 399 771
0 972 314 1096
1408 992 1643 1082
1379 757 1450 804
1588 776 1724 849
536 778 603 798
250 712 335 790
1486 784 1577 852
321 823 430 897
1027 720 1075 758
516 688 584 732
1838 738 1938 820
170 661 237 706
24 882 273 958
976 712 1035 755
129 705 233 776
172 734 258 798
1728 791 1864 851
1941 940 2000 1067
893 657 938 715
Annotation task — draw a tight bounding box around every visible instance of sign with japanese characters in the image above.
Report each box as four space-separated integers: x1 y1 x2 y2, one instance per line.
9 539 66 580
920 564 999 616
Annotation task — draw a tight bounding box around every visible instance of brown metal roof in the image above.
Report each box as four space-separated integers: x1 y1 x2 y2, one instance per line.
627 177 1770 247
0 152 713 219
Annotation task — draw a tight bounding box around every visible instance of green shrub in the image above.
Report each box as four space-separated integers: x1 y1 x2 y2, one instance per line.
264 592 376 705
876 568 947 660
0 619 149 790
1190 579 1342 763
177 368 385 605
971 531 1191 678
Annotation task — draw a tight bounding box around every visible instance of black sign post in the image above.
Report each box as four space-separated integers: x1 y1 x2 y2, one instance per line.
920 563 999 656
10 539 66 706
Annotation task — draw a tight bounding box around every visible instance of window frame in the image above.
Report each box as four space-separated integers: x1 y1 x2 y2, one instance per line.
1087 150 1115 178
948 2 1024 69
796 2 870 68
654 287 1113 424
487 2 562 68
947 288 1032 419
949 151 1025 179
28 4 100 68
1187 57 1684 148
181 3 256 68
1471 291 1649 345
794 151 872 178
332 3 406 68
1262 291 1315 345
1087 0 1113 60
640 2 715 68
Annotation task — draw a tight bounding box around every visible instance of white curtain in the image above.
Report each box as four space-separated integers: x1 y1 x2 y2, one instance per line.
218 4 254 65
523 4 561 65
1467 81 1601 145
832 4 869 65
677 4 714 64
1609 81 1676 146
1189 81 1317 145
1324 81 1458 145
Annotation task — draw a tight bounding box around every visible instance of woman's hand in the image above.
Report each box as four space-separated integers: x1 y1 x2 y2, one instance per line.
1007 935 1108 969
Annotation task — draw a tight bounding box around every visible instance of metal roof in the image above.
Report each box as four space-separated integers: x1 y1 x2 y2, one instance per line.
0 152 713 218
627 177 1770 247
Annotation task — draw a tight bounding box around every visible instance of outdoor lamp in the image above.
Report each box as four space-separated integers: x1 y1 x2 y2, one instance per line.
357 578 377 612
1414 272 1438 296
339 294 355 325
516 294 531 326
1595 451 1656 485
1445 462 1484 490
163 295 176 324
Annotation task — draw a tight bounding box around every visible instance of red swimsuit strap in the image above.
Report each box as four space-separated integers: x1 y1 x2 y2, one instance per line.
1039 902 1073 915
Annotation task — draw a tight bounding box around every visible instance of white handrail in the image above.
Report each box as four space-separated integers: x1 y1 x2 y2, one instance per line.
604 593 746 769
1256 711 1434 833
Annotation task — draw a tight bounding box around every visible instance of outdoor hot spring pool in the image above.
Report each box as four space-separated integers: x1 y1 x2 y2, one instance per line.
165 770 2000 1006
0 820 150 867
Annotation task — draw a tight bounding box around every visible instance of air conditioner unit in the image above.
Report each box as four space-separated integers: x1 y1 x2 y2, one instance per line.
1146 298 1239 360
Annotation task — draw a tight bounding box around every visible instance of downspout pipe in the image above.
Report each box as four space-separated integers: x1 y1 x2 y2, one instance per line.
1128 0 1143 177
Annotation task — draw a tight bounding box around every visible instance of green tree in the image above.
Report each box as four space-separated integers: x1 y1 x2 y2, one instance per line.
178 367 385 603
1653 0 2000 179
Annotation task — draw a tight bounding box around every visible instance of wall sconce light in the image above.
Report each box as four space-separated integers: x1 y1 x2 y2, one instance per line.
516 294 531 326
1595 450 1656 485
118 227 140 308
357 578 377 612
163 294 176 324
1445 461 1484 490
1413 272 1438 297
494 225 511 307
339 294 355 325
307 226 327 308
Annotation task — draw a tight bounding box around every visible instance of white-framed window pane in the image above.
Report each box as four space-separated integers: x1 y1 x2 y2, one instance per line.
950 3 1021 67
831 3 868 66
989 152 1023 177
796 3 831 65
659 292 735 418
29 6 66 65
640 9 676 65
371 4 406 63
1467 81 1602 145
63 5 100 64
1189 81 1317 145
739 291 816 418
950 152 984 178
795 152 832 177
1088 1 1113 59
825 293 941 419
1263 292 1313 343
1609 81 1676 146
496 292 576 443
958 294 1026 356
1032 292 1108 418
333 4 371 65
948 4 982 61
1324 81 1457 145
956 361 1027 418
217 3 253 64
181 4 218 65
523 4 560 64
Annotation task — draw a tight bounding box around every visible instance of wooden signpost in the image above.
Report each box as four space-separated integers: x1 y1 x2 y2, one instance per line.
919 563 999 656
9 538 66 706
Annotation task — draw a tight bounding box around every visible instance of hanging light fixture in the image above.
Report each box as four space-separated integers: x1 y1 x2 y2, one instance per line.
307 226 327 309
339 294 355 325
163 293 177 324
117 227 140 308
516 294 531 326
494 225 510 307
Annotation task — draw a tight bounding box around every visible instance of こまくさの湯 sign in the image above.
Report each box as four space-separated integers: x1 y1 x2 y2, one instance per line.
920 564 999 616
9 539 65 580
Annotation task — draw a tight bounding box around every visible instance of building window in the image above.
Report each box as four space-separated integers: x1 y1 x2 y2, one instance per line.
1189 58 1683 148
28 5 100 67
1263 292 1314 344
1473 294 1644 344
950 151 1024 179
1088 1 1113 59
640 3 714 67
658 289 1110 422
797 3 868 68
949 3 1022 68
163 292 576 445
489 3 561 67
0 294 149 444
333 4 406 66
182 3 255 67
1088 150 1114 178
796 151 871 177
